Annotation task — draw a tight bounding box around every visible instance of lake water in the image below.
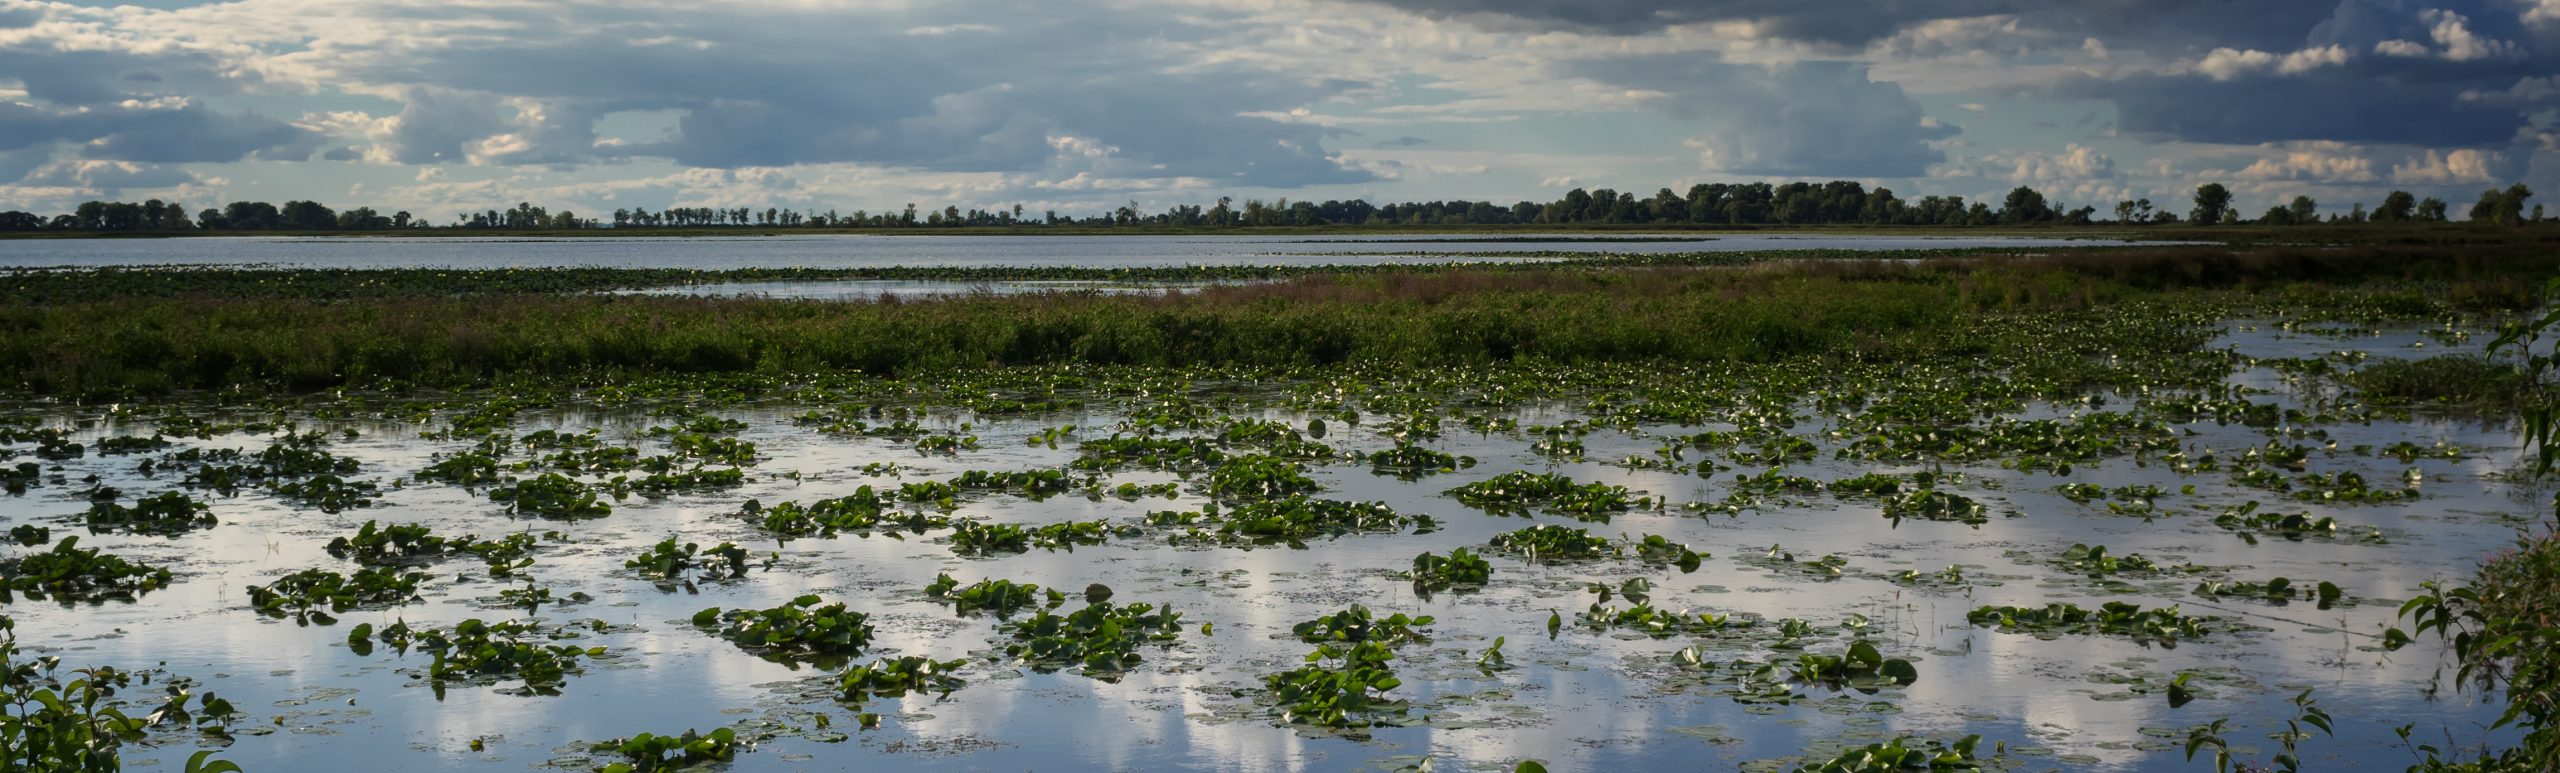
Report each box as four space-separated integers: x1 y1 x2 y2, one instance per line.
0 234 2153 270
0 318 2535 772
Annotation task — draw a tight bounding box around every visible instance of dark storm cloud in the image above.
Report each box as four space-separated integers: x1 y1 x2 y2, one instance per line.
0 100 320 163
1574 56 1955 176
2065 71 2525 146
2044 0 2560 147
0 37 245 105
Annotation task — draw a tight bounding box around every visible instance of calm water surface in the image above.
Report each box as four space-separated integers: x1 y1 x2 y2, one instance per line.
0 234 2154 270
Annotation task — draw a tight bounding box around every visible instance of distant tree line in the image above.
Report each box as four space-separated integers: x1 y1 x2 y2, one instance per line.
1 181 2542 233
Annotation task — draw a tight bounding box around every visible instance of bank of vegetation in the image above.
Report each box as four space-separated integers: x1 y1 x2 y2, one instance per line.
1 242 2551 397
1 180 2543 234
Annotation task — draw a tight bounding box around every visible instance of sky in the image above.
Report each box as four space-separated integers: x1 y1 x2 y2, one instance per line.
0 0 2556 221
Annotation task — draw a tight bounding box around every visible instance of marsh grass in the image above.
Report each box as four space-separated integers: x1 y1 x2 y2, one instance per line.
4 244 2553 396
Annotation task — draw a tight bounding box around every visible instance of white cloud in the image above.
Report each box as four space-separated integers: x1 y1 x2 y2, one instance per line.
2373 39 2428 58
1931 143 2116 191
2391 148 2501 184
2422 9 2518 62
2530 0 2560 27
2190 45 2349 81
2227 142 2378 183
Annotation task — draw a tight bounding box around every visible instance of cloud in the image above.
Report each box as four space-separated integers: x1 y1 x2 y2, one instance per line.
2391 147 2503 183
1575 56 1956 176
1868 15 2043 59
1342 0 2358 54
2189 45 2351 80
204 0 1376 187
17 158 199 191
2419 8 2520 61
2373 39 2430 57
2223 142 2380 182
2531 0 2560 26
0 98 319 163
2057 70 2524 147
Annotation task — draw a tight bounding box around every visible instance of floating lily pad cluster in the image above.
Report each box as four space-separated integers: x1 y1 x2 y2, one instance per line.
0 536 173 603
694 595 876 664
247 566 429 622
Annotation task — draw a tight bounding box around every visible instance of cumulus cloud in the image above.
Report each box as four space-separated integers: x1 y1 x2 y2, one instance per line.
1869 15 2043 59
2373 39 2430 56
2420 8 2520 61
2391 147 2503 183
2223 142 2380 182
2189 45 2351 80
2530 0 2560 26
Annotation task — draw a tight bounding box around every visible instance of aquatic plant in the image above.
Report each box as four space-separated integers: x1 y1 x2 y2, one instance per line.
743 490 951 539
835 656 967 706
922 573 1064 617
1968 601 2215 645
0 537 173 603
1203 454 1320 501
246 566 428 622
0 617 241 772
81 491 215 534
1780 641 1920 690
1362 442 1473 478
624 538 750 585
1879 488 1987 525
1404 548 1492 592
1486 524 1615 562
1445 471 1651 520
352 618 608 694
1152 498 1429 546
1291 606 1433 647
996 596 1183 677
1783 734 1984 773
590 728 741 773
946 519 1111 555
1262 640 1408 729
693 595 875 663
490 472 612 518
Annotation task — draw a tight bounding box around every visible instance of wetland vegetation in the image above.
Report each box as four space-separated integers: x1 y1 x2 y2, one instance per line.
0 233 2556 771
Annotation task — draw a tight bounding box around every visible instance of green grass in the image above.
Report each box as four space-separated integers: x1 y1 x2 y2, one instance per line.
2 243 2552 397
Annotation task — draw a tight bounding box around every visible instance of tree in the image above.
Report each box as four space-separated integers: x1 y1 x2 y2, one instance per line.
2190 183 2232 226
2417 197 2449 222
1999 186 2051 224
2286 196 2317 225
2374 191 2416 222
222 201 281 230
2471 183 2533 226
